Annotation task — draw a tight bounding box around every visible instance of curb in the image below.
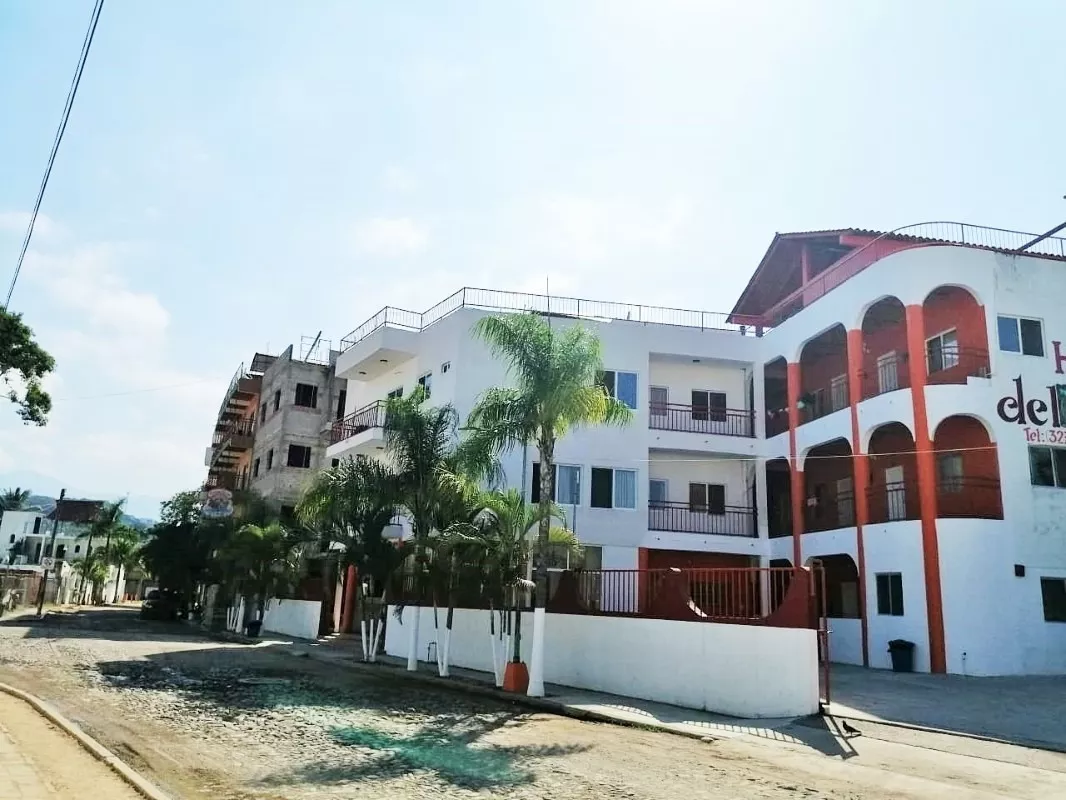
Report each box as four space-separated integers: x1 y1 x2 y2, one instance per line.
286 648 718 744
0 682 172 800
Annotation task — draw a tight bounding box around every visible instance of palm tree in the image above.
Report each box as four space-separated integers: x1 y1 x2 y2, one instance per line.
103 526 142 603
71 552 109 601
468 313 631 596
383 386 499 671
0 487 31 511
298 456 408 660
77 499 126 604
217 521 305 630
469 489 578 685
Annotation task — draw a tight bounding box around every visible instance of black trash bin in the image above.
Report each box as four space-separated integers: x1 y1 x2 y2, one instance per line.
246 620 263 638
887 639 915 672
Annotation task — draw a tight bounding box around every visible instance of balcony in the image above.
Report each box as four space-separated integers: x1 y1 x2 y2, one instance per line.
936 476 1003 520
648 501 755 537
649 403 754 437
329 401 388 454
866 480 922 524
925 346 991 386
804 490 855 533
799 375 850 424
860 351 912 399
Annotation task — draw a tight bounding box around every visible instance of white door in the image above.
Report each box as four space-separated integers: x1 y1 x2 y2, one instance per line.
877 352 899 393
885 465 906 521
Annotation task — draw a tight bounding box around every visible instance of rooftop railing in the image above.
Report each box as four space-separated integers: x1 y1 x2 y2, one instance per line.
340 287 766 352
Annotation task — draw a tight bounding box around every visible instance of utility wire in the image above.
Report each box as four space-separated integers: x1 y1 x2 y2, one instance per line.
3 0 106 309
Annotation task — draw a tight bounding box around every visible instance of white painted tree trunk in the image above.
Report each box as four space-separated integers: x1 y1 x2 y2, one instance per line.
489 610 509 687
368 605 384 663
527 606 546 697
440 627 451 677
406 607 420 671
360 619 370 660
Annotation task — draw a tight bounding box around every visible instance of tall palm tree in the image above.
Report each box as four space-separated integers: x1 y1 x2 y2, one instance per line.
468 313 631 596
298 456 409 660
383 386 498 670
103 526 142 603
77 499 126 603
217 521 304 627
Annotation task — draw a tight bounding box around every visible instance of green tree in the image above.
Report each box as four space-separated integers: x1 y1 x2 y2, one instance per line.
71 551 108 592
0 308 55 425
103 526 143 602
468 312 630 598
0 487 32 511
217 521 305 626
298 456 407 660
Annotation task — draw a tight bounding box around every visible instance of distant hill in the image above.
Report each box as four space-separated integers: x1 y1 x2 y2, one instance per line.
0 469 163 521
22 494 154 530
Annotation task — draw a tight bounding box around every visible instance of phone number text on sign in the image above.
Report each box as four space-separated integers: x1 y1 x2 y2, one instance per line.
1024 427 1066 444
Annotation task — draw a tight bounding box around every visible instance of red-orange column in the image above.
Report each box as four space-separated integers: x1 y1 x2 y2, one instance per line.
846 329 871 667
904 305 946 674
787 362 804 567
340 564 358 634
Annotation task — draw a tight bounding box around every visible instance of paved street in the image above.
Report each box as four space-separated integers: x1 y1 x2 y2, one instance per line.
2 607 1066 799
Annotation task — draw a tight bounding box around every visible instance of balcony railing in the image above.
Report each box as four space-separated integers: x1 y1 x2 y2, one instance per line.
799 376 850 424
341 287 766 352
804 490 855 532
866 479 922 524
648 501 755 537
935 476 1003 519
649 403 754 437
925 346 991 385
330 401 388 445
860 351 911 399
765 409 790 438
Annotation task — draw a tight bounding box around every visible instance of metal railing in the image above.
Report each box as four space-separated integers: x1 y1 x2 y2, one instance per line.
860 351 911 399
764 221 1066 326
925 346 991 384
936 476 1003 520
340 287 766 352
803 489 855 532
866 479 921 524
647 501 756 537
649 403 754 437
329 400 388 445
799 375 850 424
546 566 817 629
765 409 790 438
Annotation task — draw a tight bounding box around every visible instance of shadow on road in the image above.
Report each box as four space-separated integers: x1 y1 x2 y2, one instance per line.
0 607 204 644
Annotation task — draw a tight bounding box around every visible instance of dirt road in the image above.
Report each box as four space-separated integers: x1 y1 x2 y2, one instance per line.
1 608 1064 799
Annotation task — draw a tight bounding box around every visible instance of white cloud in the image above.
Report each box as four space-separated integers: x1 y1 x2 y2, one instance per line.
0 210 61 239
352 216 429 257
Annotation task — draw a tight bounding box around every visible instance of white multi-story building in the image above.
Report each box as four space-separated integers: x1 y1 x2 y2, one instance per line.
326 223 1066 677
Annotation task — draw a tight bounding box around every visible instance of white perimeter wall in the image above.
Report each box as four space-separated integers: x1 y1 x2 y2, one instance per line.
385 606 819 718
262 598 321 640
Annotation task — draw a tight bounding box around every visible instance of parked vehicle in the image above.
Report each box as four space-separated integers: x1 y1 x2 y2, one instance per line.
139 589 182 621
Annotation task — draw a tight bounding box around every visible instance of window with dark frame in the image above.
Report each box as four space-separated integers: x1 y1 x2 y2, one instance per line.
267 449 274 470
74 545 81 554
261 403 267 423
331 458 340 468
336 389 347 420
926 329 960 373
253 457 261 477
876 573 904 616
937 452 964 493
1041 578 1066 622
287 444 312 468
32 517 41 534
387 387 403 400
417 372 432 399
649 386 668 416
273 390 281 412
530 463 581 505
590 467 613 508
688 482 725 514
691 390 727 422
294 383 318 408
1029 445 1066 488
597 370 638 409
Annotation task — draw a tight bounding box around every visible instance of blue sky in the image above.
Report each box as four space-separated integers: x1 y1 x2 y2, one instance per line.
1 0 1064 517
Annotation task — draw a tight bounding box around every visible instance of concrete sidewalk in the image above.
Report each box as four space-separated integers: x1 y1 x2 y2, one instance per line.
0 725 52 800
281 636 801 745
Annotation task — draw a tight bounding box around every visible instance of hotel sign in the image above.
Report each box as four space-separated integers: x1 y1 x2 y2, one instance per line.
997 340 1066 444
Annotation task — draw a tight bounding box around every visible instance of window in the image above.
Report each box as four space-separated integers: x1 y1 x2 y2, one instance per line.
648 479 668 507
331 458 340 469
649 386 668 417
998 315 1044 356
56 544 66 560
590 467 636 509
598 370 638 409
335 390 347 421
1029 446 1066 488
830 376 848 412
294 383 318 408
387 387 403 400
691 390 727 422
937 452 964 493
266 449 274 470
531 463 581 505
280 505 296 524
1041 578 1066 622
876 573 904 616
688 482 725 515
74 545 80 554
32 517 41 534
287 444 312 468
417 372 432 399
8 535 14 544
260 403 267 423
927 329 959 373
273 390 281 412
441 361 451 373
253 457 261 478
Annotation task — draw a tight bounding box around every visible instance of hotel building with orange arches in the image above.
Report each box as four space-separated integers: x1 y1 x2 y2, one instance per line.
327 222 1066 676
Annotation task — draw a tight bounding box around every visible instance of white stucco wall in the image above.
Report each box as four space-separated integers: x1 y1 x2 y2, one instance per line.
385 605 819 718
262 598 321 640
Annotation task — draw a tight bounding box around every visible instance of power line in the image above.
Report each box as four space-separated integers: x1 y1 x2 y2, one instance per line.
3 0 106 309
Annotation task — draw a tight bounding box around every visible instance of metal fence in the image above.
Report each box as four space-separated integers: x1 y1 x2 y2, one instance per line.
648 403 754 437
